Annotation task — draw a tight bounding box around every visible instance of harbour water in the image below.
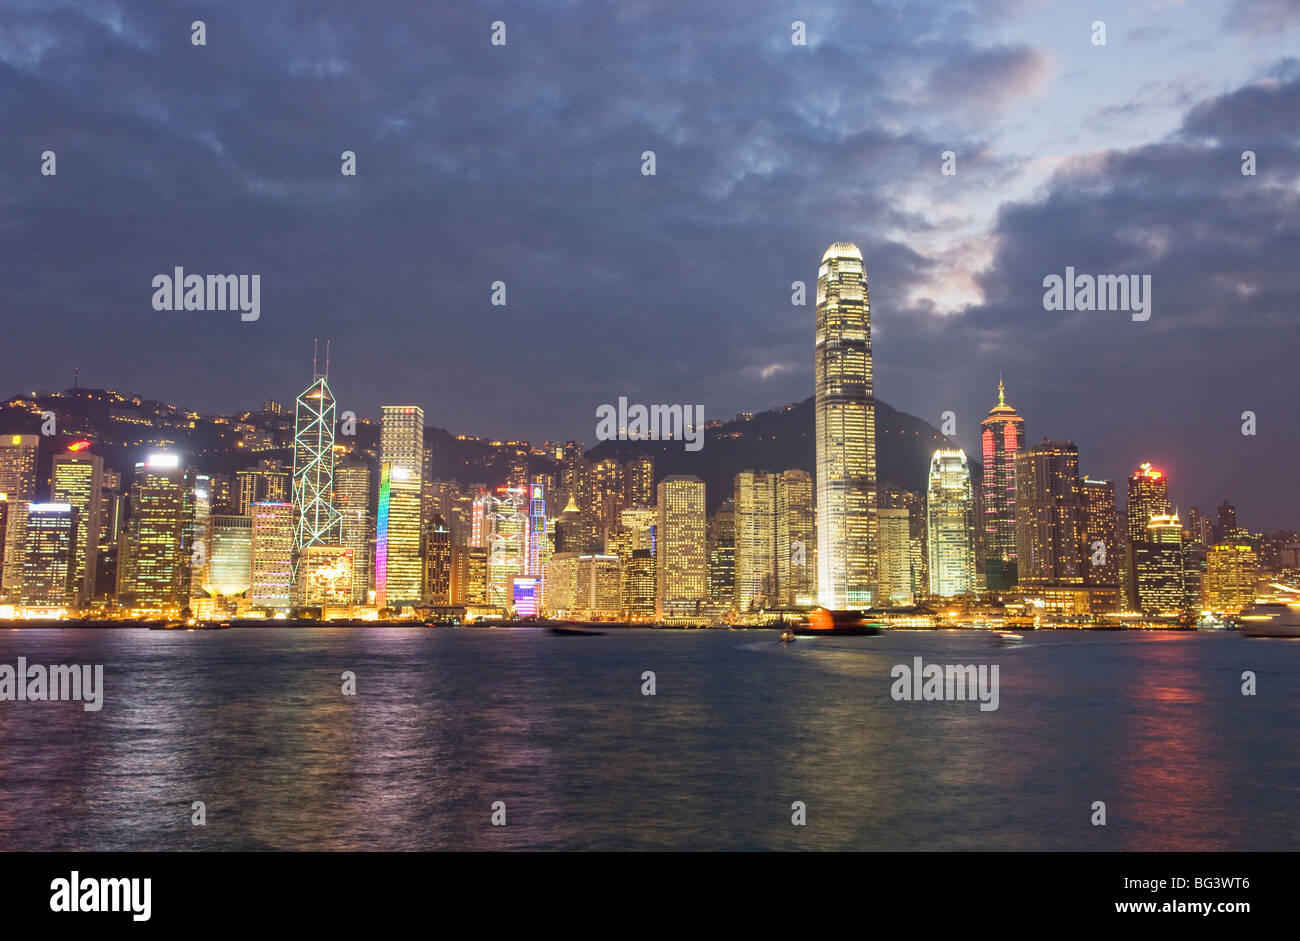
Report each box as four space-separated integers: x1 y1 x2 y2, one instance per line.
0 627 1295 851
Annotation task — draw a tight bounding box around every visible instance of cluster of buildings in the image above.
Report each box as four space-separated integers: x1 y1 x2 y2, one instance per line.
0 243 1293 624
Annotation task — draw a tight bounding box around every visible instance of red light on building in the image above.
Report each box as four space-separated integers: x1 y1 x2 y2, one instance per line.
67 440 91 452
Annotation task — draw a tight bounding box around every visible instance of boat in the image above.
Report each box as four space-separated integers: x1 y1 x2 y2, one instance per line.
778 629 796 644
1238 587 1300 638
550 625 606 636
792 608 882 636
994 631 1024 644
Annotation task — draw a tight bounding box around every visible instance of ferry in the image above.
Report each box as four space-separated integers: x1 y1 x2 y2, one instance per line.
1238 586 1300 638
793 608 882 636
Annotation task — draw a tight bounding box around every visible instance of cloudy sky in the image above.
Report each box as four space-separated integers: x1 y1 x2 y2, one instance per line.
1 0 1297 527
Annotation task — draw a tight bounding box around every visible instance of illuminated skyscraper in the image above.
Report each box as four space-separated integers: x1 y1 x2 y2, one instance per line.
979 379 1025 589
624 454 655 508
1135 513 1184 616
707 499 735 610
1203 542 1258 614
21 504 78 607
202 515 253 598
575 554 621 619
486 487 526 610
814 242 876 608
249 502 293 609
51 449 104 606
379 406 424 605
118 454 194 614
878 508 914 606
776 469 815 606
734 470 776 612
234 460 291 515
1125 463 1170 607
0 434 39 600
926 450 976 597
423 517 452 605
1014 440 1084 586
1080 478 1118 588
291 358 343 582
525 481 548 605
334 456 373 604
656 475 706 620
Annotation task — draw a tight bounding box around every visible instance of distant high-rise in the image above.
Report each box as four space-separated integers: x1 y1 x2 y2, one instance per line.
249 502 294 609
118 454 194 614
51 449 104 606
979 379 1025 589
656 475 706 620
1135 513 1184 615
926 450 976 597
814 242 876 609
202 515 253 598
379 406 425 604
1203 542 1258 614
1015 440 1084 586
1125 463 1170 607
624 454 655 508
423 517 452 605
622 548 657 622
21 504 78 607
234 460 291 515
334 456 373 605
775 469 815 606
734 471 777 612
486 487 526 610
877 507 914 606
707 499 735 610
0 434 40 600
1080 478 1118 588
291 362 343 580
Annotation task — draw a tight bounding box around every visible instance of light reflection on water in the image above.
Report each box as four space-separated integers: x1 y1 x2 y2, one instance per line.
0 627 1294 851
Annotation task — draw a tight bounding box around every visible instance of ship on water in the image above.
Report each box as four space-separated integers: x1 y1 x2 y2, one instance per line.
1238 585 1300 638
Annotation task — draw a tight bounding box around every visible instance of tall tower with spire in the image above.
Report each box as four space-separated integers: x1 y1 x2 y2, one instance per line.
814 241 876 609
980 377 1025 590
291 340 344 592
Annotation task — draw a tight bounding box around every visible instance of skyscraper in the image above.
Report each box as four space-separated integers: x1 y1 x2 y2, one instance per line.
1015 440 1084 586
979 379 1025 589
1080 477 1118 588
1125 463 1170 608
877 508 914 606
775 469 815 606
118 454 194 615
234 460 291 515
926 450 976 597
814 241 876 609
21 504 78 607
423 517 452 605
707 499 735 610
379 405 425 605
291 362 343 582
0 434 39 601
249 501 294 609
734 470 776 612
1135 513 1184 616
51 449 104 607
334 456 373 604
202 514 253 598
656 475 706 620
1203 542 1258 614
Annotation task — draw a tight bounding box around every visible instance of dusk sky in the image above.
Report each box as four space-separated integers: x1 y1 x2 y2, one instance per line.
1 0 1297 528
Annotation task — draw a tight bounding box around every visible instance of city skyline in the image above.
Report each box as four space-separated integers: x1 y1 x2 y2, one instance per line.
2 1 1297 527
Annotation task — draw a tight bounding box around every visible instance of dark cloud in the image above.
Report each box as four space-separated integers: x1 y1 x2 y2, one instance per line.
0 1 1296 528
